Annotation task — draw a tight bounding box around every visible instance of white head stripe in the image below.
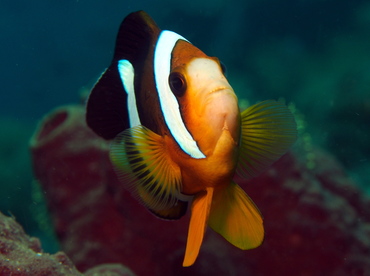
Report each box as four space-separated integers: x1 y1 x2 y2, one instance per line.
154 30 206 159
118 60 141 127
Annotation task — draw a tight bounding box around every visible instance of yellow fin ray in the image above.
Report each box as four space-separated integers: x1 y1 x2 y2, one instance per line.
110 125 187 219
183 188 214 267
237 100 297 178
208 182 264 250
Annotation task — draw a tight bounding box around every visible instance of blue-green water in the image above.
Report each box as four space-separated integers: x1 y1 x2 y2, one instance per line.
0 0 369 270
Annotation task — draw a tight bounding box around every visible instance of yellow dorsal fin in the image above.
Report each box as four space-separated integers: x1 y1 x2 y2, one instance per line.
208 182 264 250
183 188 214 267
110 125 188 220
237 100 297 178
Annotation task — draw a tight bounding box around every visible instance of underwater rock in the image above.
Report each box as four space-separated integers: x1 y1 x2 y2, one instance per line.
0 211 80 275
30 104 370 276
0 212 135 275
0 212 71 275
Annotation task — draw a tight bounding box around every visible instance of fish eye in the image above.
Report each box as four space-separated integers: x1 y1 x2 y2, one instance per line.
169 72 187 97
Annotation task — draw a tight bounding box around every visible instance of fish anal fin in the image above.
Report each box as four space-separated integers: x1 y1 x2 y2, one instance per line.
237 100 297 178
208 182 264 250
183 188 214 267
110 125 186 220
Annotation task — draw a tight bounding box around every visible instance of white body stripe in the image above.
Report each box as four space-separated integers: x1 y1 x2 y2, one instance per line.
154 30 206 159
118 59 141 127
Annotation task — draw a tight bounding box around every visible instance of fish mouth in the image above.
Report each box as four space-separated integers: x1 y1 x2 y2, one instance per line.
208 86 231 95
205 86 237 107
202 86 240 145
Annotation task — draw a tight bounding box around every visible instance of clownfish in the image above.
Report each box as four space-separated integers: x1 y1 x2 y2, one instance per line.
86 11 297 267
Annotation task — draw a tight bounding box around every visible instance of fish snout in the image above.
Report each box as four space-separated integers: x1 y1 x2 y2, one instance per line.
205 88 240 145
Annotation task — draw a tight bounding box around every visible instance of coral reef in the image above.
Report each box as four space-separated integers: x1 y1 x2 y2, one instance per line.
0 211 135 276
29 104 370 275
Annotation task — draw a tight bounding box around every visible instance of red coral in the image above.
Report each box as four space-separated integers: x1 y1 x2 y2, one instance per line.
30 104 370 275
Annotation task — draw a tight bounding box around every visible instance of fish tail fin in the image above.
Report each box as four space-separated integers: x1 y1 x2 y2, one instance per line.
183 188 214 267
208 181 264 250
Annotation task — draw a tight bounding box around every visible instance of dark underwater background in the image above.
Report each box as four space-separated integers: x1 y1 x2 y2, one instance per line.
0 0 369 272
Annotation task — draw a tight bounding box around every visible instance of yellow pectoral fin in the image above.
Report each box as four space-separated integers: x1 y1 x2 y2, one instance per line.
208 182 264 250
183 188 214 267
237 100 297 178
110 125 187 220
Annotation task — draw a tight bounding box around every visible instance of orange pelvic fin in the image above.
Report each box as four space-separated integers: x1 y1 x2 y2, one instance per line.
183 187 214 267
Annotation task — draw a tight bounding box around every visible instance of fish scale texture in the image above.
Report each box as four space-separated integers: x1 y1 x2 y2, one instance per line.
28 104 370 276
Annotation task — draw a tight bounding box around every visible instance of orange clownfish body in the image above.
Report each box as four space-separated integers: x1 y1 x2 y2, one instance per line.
86 11 297 266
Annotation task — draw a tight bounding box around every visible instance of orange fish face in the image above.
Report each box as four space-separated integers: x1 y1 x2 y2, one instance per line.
165 41 241 193
181 57 240 157
169 40 240 158
166 56 241 195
